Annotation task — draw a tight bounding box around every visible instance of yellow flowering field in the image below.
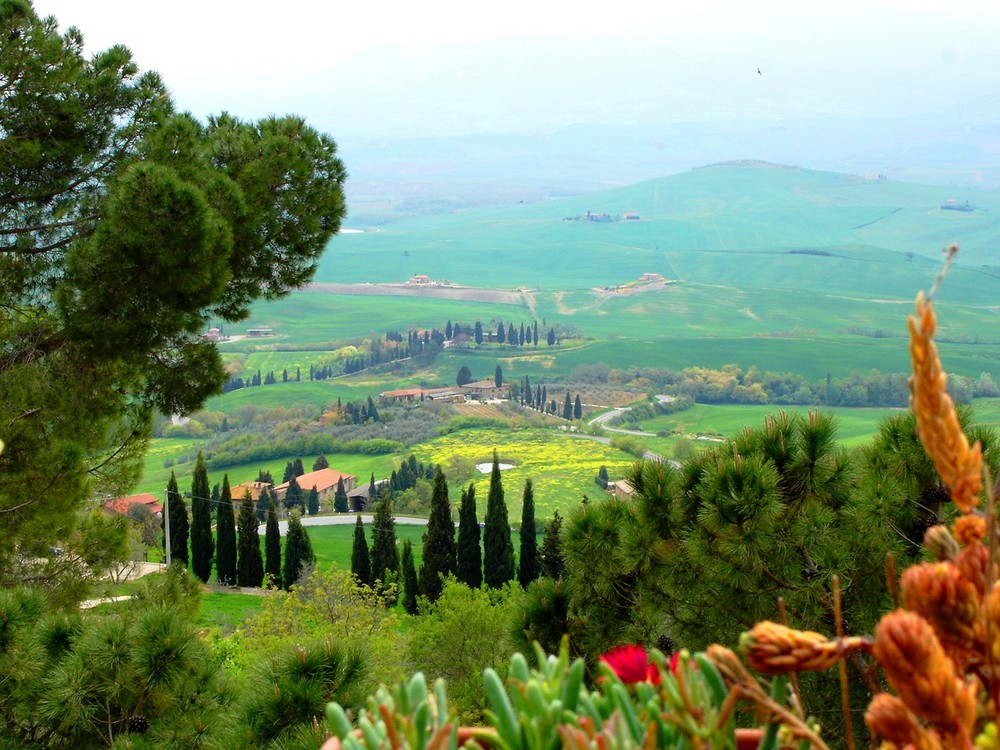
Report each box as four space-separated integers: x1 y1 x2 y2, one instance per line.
419 427 636 519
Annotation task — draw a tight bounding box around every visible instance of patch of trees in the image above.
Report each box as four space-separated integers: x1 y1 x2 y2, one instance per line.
468 319 540 346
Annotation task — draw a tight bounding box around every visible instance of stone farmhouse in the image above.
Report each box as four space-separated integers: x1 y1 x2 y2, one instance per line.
460 378 510 400
274 468 356 504
103 493 163 517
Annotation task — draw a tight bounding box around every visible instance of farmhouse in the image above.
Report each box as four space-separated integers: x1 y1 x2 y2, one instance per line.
460 378 510 400
274 468 356 503
346 478 391 512
231 480 271 502
103 493 163 517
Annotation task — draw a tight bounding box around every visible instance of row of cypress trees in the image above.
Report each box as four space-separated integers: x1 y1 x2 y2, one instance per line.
163 452 313 590
350 451 540 613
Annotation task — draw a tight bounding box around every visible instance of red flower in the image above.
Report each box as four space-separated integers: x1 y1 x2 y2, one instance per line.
600 644 661 685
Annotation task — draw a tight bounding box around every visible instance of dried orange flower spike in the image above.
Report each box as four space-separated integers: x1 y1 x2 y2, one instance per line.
908 271 983 513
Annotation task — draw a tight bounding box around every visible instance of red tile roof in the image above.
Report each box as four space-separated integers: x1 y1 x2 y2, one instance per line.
103 493 163 516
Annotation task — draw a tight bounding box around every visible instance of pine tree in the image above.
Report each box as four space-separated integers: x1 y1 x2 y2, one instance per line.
574 394 583 420
495 365 503 388
165 471 189 565
402 539 419 615
283 461 296 482
419 468 457 602
190 452 214 582
539 511 564 580
334 477 349 513
351 515 371 586
282 511 314 590
215 474 237 585
306 486 319 516
264 499 282 585
369 495 399 595
237 493 264 587
456 483 482 589
518 478 540 588
313 454 329 471
483 450 515 588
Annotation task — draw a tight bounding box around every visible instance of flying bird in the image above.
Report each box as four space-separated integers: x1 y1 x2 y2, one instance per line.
757 67 762 76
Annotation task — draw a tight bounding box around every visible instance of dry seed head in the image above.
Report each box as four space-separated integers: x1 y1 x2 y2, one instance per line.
924 525 959 561
953 515 986 547
739 621 870 675
865 692 943 750
872 610 977 732
908 290 983 513
899 562 982 660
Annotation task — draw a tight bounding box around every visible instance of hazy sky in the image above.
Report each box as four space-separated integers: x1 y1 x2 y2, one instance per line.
30 0 1000 142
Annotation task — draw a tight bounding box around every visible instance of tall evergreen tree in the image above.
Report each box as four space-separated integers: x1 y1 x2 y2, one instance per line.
312 454 329 471
563 392 573 420
456 483 482 588
334 477 349 513
306 486 319 516
533 320 539 346
366 395 380 422
445 320 453 340
264 498 282 584
483 450 515 588
574 394 583 420
495 365 503 388
474 320 483 345
237 493 264 587
190 452 214 582
367 472 379 506
285 475 303 511
547 328 556 346
282 511 314 590
165 471 189 566
351 514 371 586
292 458 305 476
539 511 565 580
507 322 516 345
419 468 457 601
369 495 399 595
215 474 237 585
283 461 296 482
518 478 540 588
496 322 505 344
401 539 419 616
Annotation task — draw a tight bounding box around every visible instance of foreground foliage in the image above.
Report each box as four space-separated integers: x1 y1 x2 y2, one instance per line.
0 0 346 586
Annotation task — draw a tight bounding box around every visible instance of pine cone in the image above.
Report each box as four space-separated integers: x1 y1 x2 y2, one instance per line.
128 715 150 733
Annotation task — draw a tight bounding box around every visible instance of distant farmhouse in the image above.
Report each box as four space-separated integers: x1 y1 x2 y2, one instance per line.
347 478 391 512
380 387 464 403
103 493 163 517
460 378 510 400
562 211 639 223
274 468 356 504
941 199 974 212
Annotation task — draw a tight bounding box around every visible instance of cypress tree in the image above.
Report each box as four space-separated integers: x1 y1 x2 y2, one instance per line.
264 498 282 585
282 511 314 590
401 539 419 615
518 478 540 588
237 492 264 587
351 514 371 586
574 394 583 420
369 495 399 596
215 474 237 585
313 454 329 471
562 392 572 420
334 477 349 513
474 321 483 345
306 486 319 516
165 471 189 566
285 475 303 512
496 322 505 344
190 452 214 582
483 450 515 588
547 328 555 346
507 322 516 345
292 458 305 476
419 468 457 602
456 483 482 588
539 511 564 580
495 365 503 388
